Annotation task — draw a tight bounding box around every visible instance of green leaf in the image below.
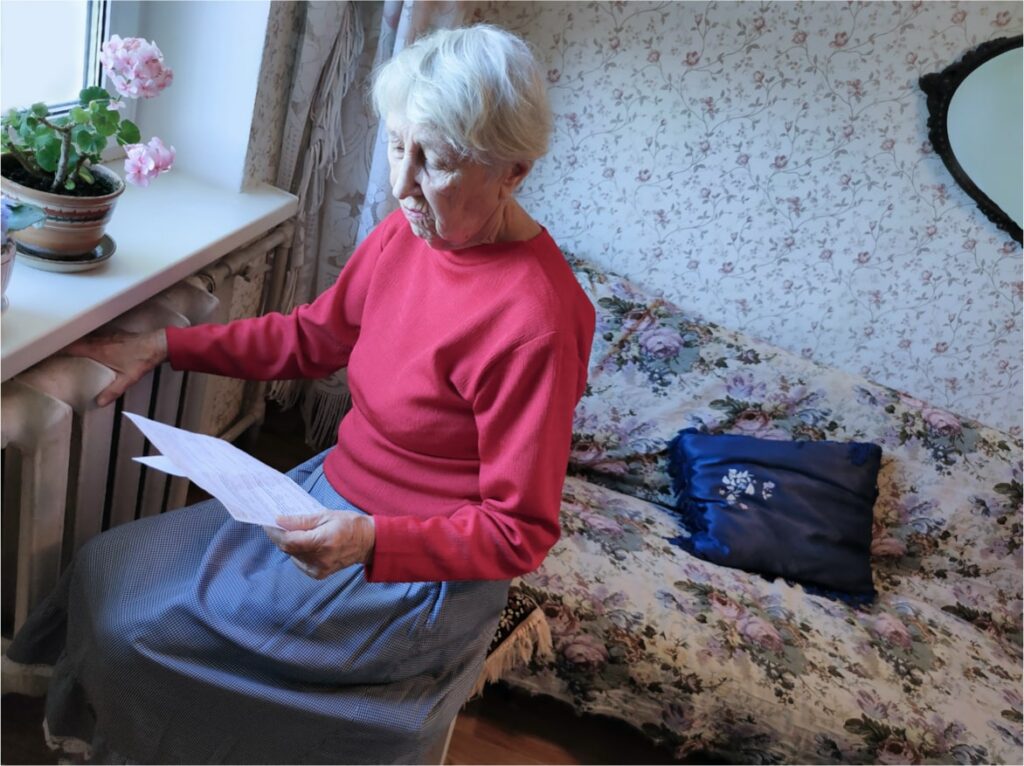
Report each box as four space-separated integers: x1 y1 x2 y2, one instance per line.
79 86 110 107
3 130 27 151
72 126 105 158
117 119 140 145
31 123 54 142
70 106 90 124
64 178 76 191
30 102 49 117
92 108 119 137
2 108 21 129
78 165 95 184
33 131 58 152
36 140 61 172
71 124 92 146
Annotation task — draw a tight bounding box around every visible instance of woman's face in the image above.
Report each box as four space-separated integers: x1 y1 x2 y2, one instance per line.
386 118 522 250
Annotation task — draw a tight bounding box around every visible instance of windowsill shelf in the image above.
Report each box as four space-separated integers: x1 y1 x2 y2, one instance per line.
1 161 297 381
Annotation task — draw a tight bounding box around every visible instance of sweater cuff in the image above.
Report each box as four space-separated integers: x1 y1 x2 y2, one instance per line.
363 513 409 582
364 513 449 583
165 325 203 371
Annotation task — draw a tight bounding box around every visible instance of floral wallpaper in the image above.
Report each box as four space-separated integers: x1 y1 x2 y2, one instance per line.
473 0 1023 435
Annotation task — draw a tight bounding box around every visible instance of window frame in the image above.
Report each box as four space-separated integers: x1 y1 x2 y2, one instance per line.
10 0 111 118
82 0 110 103
2 0 147 162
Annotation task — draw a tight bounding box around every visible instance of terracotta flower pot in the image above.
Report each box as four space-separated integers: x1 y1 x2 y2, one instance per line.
0 154 125 258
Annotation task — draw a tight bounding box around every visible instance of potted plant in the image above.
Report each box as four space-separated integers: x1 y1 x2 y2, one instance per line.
0 35 175 262
1 198 46 311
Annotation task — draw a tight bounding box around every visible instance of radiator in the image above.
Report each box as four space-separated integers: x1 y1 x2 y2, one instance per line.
1 223 293 639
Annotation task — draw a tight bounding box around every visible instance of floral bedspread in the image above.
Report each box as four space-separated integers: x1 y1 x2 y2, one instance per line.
502 259 1023 764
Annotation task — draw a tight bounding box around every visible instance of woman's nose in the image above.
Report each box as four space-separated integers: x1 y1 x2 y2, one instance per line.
392 154 419 200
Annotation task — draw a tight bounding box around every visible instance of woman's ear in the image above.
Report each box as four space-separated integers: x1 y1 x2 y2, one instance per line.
500 160 533 198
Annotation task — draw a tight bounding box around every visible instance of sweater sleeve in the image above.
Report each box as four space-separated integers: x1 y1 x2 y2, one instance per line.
364 332 587 583
165 215 397 380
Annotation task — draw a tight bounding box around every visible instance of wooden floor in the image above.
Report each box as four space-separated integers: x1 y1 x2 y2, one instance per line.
1 405 689 765
450 685 689 765
2 684 688 765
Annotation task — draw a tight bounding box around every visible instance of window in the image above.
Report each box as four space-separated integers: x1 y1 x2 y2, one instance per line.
0 0 107 114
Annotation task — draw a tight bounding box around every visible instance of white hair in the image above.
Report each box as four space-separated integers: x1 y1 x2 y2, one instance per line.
372 24 552 165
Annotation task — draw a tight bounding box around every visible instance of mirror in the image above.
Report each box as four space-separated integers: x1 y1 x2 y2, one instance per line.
920 35 1022 243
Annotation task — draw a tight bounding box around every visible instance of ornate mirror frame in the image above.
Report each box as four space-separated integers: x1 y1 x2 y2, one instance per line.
920 35 1023 243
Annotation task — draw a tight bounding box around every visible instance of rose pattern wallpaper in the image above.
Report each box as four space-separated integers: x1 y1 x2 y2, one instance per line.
472 0 1023 435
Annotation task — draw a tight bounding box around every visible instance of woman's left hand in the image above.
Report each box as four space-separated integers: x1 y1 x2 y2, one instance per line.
264 511 376 580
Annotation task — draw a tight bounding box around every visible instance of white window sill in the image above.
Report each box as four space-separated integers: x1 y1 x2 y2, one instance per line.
1 161 297 380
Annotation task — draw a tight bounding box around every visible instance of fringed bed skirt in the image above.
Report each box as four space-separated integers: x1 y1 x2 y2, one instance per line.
469 588 553 699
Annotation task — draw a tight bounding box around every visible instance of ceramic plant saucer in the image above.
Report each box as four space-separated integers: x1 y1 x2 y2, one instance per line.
16 235 116 273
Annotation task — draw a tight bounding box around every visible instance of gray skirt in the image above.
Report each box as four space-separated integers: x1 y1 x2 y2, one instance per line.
7 450 510 764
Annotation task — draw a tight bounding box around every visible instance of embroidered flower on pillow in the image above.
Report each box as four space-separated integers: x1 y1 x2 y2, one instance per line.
719 468 775 508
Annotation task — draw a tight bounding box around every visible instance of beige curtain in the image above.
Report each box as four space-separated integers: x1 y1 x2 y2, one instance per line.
245 1 468 446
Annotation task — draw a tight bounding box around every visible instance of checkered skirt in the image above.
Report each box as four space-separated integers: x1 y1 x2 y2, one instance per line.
7 450 509 764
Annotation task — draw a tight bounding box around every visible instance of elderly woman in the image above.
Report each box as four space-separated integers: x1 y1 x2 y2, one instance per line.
6 24 594 765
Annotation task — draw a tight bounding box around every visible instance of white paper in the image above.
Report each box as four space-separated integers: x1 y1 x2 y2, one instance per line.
124 412 324 527
133 454 188 477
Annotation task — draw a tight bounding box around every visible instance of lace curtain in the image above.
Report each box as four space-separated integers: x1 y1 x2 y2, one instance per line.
244 0 468 446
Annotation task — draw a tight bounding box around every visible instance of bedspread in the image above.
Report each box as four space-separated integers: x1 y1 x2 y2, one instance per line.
501 258 1023 764
507 476 1021 764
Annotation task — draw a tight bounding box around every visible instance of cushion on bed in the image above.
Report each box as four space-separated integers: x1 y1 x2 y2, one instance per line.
666 428 882 604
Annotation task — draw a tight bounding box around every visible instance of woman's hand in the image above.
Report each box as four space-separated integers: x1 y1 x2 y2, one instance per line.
265 511 376 580
63 329 169 407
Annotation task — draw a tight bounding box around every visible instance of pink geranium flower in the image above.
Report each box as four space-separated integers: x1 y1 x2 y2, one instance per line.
101 35 174 99
124 137 176 187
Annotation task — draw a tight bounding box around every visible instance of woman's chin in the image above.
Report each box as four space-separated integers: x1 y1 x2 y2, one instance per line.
408 227 445 250
407 219 455 249
405 215 434 235
405 217 479 251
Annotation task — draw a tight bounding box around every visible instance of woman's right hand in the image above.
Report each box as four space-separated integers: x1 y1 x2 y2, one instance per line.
63 329 169 407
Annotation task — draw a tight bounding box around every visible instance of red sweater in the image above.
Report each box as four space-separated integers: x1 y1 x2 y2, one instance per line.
167 210 595 583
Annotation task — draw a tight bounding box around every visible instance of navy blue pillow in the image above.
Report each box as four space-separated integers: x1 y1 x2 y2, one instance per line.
667 428 882 604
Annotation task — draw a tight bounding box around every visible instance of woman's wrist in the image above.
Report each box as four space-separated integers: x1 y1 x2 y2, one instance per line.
149 329 169 366
356 515 376 564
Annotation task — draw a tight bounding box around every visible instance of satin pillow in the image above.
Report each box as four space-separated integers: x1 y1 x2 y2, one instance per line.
667 429 882 604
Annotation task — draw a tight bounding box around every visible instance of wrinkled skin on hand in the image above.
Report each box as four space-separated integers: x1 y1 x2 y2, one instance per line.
63 329 168 407
264 511 376 580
